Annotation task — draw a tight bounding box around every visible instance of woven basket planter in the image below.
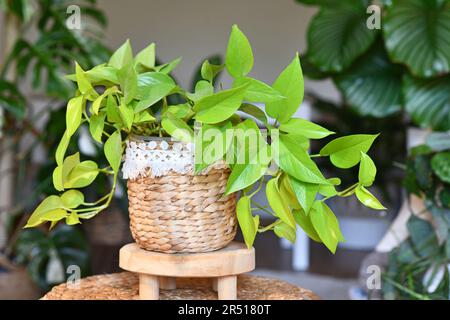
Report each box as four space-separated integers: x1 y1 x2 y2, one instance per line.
124 136 237 253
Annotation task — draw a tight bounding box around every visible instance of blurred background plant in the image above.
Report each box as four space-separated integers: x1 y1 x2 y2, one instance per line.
298 0 450 131
0 0 225 296
383 132 450 300
296 0 450 288
0 0 110 296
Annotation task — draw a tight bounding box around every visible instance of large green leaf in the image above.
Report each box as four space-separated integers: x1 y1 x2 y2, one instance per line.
225 163 268 195
335 45 403 117
279 118 334 139
233 77 284 103
306 1 377 73
403 75 450 131
194 83 249 124
226 25 254 78
276 134 329 184
136 72 176 99
384 0 450 77
266 55 304 123
320 134 378 169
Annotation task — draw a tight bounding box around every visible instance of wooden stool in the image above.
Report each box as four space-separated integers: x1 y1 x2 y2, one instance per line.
119 241 255 300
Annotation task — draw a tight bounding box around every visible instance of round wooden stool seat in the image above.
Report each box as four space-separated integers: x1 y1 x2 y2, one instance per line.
41 272 319 300
119 241 255 299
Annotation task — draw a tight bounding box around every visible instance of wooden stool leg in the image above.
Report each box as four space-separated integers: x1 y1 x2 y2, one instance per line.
217 275 237 300
159 276 176 290
139 274 159 300
212 278 218 292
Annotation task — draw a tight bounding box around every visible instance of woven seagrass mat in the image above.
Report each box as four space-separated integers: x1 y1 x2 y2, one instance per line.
41 272 319 300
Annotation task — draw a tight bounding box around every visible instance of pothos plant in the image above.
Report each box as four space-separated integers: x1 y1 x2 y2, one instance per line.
384 132 450 299
25 25 385 253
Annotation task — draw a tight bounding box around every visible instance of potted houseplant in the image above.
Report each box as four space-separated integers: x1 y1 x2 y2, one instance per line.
25 25 384 254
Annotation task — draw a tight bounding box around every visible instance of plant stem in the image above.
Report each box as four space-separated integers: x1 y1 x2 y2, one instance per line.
249 177 265 197
258 220 281 232
251 200 275 216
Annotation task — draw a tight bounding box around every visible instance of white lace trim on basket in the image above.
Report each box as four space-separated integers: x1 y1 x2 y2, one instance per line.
122 139 226 179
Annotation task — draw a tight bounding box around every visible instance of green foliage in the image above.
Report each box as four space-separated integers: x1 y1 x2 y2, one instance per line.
385 137 450 300
299 0 450 130
15 225 90 292
26 25 383 254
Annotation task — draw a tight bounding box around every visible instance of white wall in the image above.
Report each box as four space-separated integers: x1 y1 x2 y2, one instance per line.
98 0 339 100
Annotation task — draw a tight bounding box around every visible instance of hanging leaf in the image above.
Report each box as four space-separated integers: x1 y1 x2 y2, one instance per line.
226 25 254 78
306 1 377 73
293 209 322 243
55 131 70 166
236 196 259 249
274 222 297 244
288 177 319 214
25 196 64 228
335 44 403 117
104 130 122 173
358 152 377 187
89 112 106 143
384 0 450 77
66 211 81 225
66 95 84 136
309 201 344 253
266 54 304 123
355 186 386 210
61 190 84 209
403 75 450 131
64 161 99 189
266 178 296 228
